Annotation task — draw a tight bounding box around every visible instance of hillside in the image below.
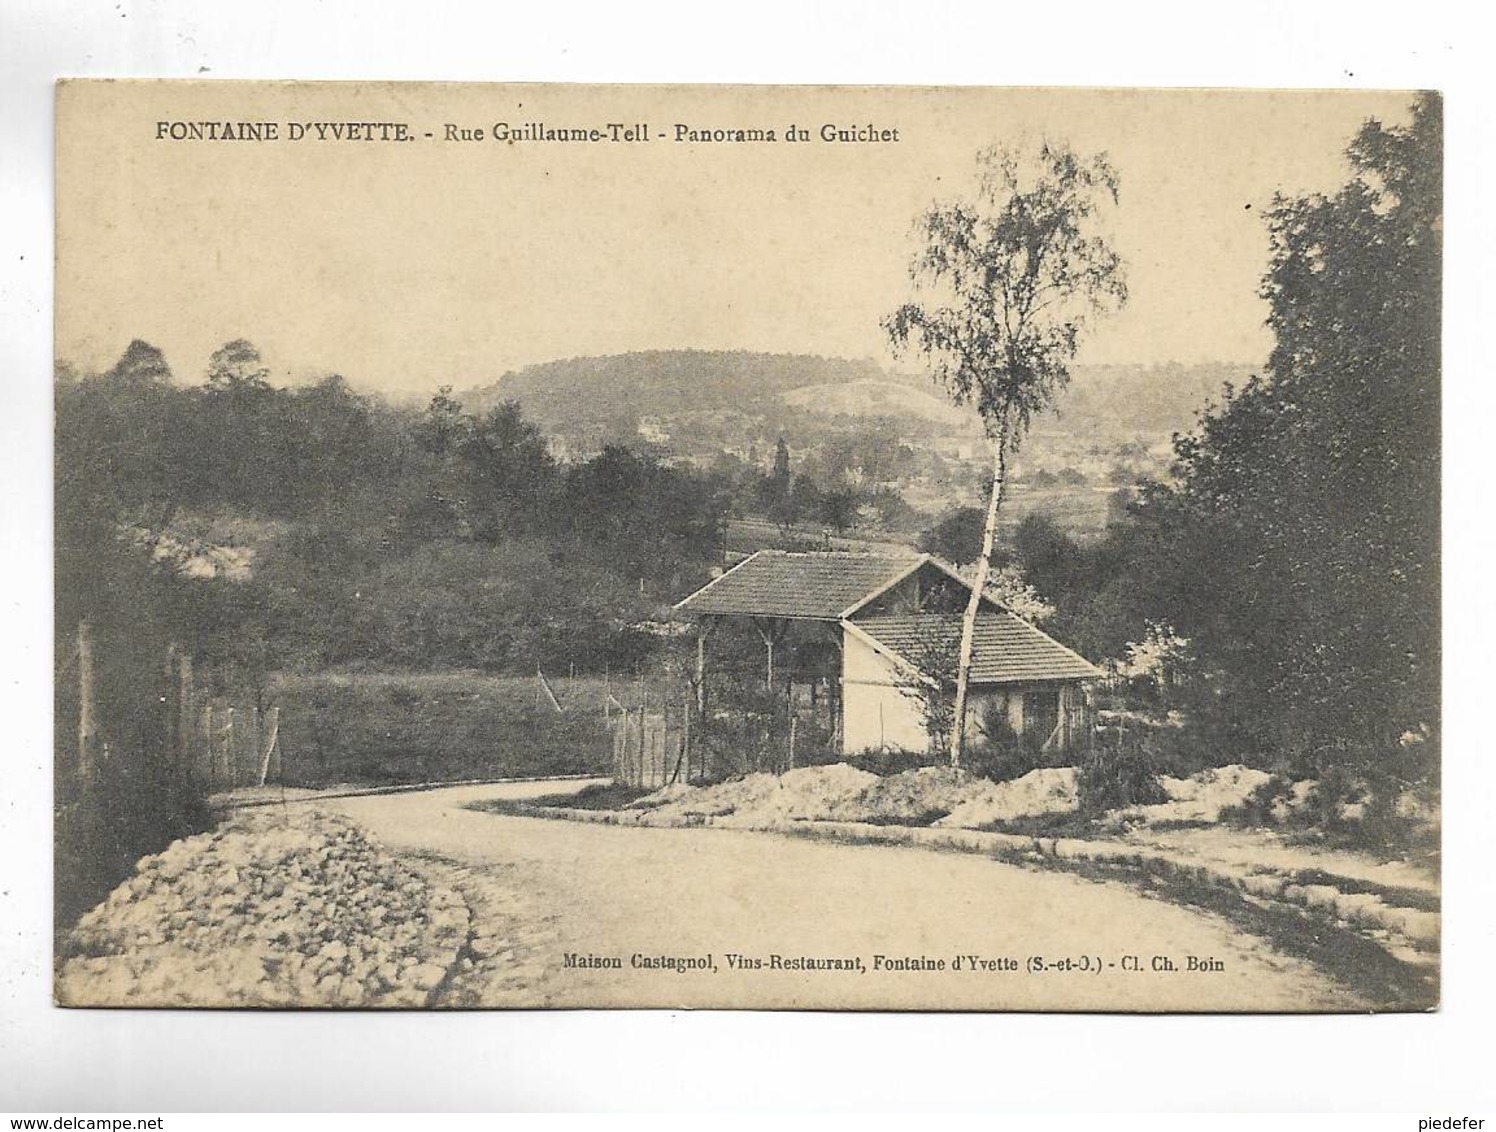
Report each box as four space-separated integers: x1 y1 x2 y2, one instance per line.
459 350 1257 538
464 350 1253 449
464 351 897 446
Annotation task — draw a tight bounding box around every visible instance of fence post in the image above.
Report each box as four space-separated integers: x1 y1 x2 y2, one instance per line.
257 705 281 788
251 705 262 782
76 619 97 786
176 653 194 782
220 707 235 786
199 704 213 784
680 685 692 784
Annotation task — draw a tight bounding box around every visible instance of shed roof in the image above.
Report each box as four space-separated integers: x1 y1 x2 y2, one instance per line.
674 550 921 620
852 611 1103 685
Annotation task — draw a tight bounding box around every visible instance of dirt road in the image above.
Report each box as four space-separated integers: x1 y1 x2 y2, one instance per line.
323 780 1362 1011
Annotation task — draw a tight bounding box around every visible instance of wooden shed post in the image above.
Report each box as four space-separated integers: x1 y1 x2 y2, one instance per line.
755 618 787 691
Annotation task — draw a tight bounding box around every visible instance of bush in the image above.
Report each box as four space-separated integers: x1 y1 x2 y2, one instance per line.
965 704 1044 783
845 747 941 778
1219 774 1298 828
1076 735 1167 814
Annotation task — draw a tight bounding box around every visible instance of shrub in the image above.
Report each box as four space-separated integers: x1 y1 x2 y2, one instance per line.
965 704 1043 783
1219 774 1298 828
845 747 940 778
1076 734 1167 814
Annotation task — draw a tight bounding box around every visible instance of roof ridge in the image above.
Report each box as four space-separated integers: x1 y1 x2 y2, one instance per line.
670 549 765 611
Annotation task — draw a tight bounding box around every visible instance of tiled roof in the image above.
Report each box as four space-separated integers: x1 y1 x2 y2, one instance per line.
852 611 1102 684
674 550 920 620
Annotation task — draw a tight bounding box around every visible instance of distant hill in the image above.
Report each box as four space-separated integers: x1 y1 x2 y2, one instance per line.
780 377 972 428
455 349 1259 541
464 350 894 440
1058 361 1259 436
461 349 1255 460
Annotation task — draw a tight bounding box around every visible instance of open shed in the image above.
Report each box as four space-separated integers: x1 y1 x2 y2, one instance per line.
673 549 1101 757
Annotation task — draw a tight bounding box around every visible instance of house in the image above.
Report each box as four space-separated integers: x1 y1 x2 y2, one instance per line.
673 550 1100 757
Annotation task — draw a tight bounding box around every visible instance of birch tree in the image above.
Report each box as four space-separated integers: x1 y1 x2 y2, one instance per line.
885 141 1127 766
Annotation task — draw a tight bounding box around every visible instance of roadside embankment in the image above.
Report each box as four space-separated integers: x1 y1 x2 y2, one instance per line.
492 762 1438 1006
56 808 471 1007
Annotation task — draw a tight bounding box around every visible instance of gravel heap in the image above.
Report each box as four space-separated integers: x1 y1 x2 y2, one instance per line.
1121 764 1276 825
56 809 469 1008
629 764 879 827
933 767 1082 828
622 762 1355 834
628 763 1083 830
824 766 974 824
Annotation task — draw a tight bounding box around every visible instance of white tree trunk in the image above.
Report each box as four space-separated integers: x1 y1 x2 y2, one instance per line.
949 439 1008 767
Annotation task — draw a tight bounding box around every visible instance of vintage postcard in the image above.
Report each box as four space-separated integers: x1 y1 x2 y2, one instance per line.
53 81 1440 1012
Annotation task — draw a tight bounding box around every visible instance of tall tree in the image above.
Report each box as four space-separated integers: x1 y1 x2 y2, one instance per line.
1143 94 1441 771
105 339 173 386
885 141 1128 766
205 339 272 400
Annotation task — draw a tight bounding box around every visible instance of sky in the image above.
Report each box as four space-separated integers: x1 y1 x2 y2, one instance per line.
55 83 1416 397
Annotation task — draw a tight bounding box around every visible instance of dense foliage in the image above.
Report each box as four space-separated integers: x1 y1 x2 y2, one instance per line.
951 98 1441 787
56 353 737 690
1149 94 1441 775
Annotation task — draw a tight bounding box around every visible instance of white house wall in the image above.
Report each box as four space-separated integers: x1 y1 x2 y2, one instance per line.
841 627 931 753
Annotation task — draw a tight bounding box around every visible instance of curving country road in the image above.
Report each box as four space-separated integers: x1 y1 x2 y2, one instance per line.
322 779 1363 1011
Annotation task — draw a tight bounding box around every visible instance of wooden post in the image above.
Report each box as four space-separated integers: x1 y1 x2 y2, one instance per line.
199 704 213 783
755 618 786 691
220 707 235 786
269 708 283 784
164 642 180 769
696 625 708 713
788 714 797 771
76 619 97 786
251 705 263 782
177 653 194 780
537 669 563 713
824 622 845 756
680 684 692 783
257 705 281 788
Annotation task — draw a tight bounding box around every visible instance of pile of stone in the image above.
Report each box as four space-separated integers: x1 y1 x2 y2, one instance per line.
932 767 1081 828
625 763 1083 830
56 809 469 1008
1112 764 1277 826
627 764 880 827
824 766 974 825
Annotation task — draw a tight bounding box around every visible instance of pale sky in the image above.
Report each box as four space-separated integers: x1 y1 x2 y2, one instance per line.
56 83 1416 396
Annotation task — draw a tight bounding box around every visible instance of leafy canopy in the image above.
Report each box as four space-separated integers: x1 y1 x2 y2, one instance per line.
885 141 1128 446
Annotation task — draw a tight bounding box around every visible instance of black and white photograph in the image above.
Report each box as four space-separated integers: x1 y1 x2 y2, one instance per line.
50 81 1441 1014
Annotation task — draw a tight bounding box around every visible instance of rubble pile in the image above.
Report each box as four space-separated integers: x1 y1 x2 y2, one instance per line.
933 767 1082 828
628 763 1083 829
1117 764 1276 826
825 765 973 824
57 809 469 1008
628 764 879 826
